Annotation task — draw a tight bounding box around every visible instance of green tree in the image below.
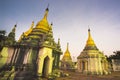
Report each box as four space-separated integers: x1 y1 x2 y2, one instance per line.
5 25 16 46
0 30 6 51
110 51 120 59
107 51 120 63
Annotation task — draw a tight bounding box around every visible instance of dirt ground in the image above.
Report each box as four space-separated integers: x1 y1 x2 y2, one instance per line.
55 70 120 80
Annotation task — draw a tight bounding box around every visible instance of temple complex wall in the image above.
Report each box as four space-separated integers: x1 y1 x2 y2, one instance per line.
6 47 14 64
0 47 8 68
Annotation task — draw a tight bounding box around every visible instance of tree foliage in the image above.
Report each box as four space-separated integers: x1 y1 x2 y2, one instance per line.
107 51 120 62
0 30 6 51
110 51 120 59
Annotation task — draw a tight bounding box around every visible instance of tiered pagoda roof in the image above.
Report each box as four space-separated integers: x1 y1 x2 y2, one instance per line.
17 8 61 52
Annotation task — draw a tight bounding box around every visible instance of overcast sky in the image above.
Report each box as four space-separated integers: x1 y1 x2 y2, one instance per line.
0 0 120 61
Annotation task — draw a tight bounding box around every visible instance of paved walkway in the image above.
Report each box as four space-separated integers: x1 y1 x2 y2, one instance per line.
56 71 120 80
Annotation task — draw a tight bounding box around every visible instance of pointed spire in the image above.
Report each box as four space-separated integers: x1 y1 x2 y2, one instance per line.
67 42 69 51
88 28 92 40
62 43 72 61
12 24 17 33
24 21 34 36
86 28 95 45
8 24 16 37
35 6 50 31
83 28 98 50
18 32 24 42
51 22 53 26
43 5 49 20
58 38 60 46
7 24 16 43
49 22 53 30
31 21 34 28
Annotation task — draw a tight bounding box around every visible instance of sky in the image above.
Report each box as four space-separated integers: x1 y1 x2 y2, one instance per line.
0 0 120 61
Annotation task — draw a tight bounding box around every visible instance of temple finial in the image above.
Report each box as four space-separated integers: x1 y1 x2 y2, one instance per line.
88 26 91 38
46 4 49 11
35 5 50 31
12 24 17 33
58 38 60 46
67 42 69 50
51 22 53 26
88 28 92 40
86 28 95 46
15 24 17 27
43 5 49 20
88 25 90 32
31 21 34 28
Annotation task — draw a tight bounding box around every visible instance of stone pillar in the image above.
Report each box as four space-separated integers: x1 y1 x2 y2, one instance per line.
79 60 81 72
95 58 98 74
99 58 103 75
85 61 87 72
88 58 91 73
23 49 32 64
77 59 81 72
48 56 54 74
11 48 18 64
89 56 93 73
37 57 44 76
85 61 88 73
14 48 20 64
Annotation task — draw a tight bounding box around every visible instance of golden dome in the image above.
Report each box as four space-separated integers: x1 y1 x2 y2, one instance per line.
36 8 50 31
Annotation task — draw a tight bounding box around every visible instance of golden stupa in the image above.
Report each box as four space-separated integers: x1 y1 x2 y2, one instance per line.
62 43 72 62
77 28 110 75
61 43 74 70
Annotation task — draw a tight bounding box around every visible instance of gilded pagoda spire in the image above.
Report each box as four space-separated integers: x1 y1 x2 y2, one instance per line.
86 28 95 46
24 21 34 36
84 28 98 50
43 7 49 20
62 43 72 61
18 22 34 42
66 43 69 51
36 7 50 31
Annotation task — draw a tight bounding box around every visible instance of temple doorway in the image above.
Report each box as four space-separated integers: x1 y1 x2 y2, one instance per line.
42 56 50 77
82 61 85 71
